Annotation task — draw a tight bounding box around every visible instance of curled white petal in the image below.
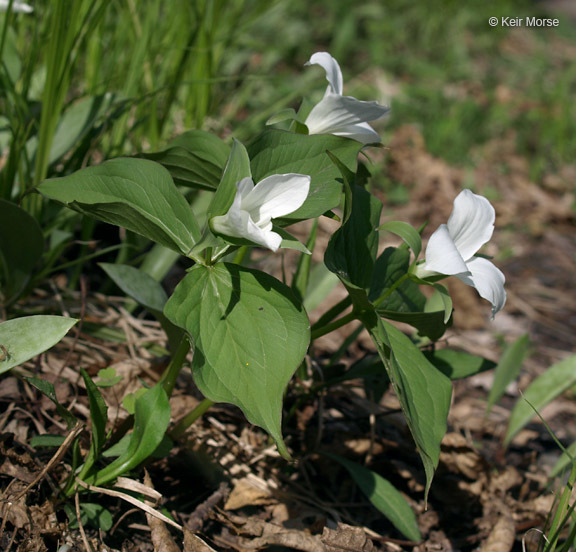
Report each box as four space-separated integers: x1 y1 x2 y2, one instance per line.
306 52 343 95
305 94 390 141
325 121 383 145
447 189 495 261
304 51 389 143
0 0 33 12
422 224 469 276
455 257 507 317
211 174 310 252
241 174 311 221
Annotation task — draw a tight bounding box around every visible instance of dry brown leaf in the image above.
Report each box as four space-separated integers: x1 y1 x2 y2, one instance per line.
183 528 218 552
480 511 516 552
321 523 376 551
224 477 274 510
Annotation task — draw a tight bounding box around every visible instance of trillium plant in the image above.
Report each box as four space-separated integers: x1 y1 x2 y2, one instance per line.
36 52 506 537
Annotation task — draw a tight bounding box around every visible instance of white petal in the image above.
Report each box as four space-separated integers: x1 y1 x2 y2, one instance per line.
456 256 506 317
236 177 254 200
305 94 390 137
423 224 469 275
447 189 495 261
0 0 33 12
211 210 282 251
306 52 343 96
241 174 310 222
327 121 383 145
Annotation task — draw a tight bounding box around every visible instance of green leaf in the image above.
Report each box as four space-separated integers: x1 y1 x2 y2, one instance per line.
164 263 310 458
378 221 422 259
550 440 576 479
424 349 496 380
80 368 108 461
326 150 354 224
25 376 77 429
0 315 78 374
369 319 452 501
30 434 66 448
0 199 44 302
302 263 340 313
274 227 311 254
266 108 303 126
94 367 123 388
99 263 167 312
207 139 252 219
37 158 200 255
326 453 422 542
325 185 382 290
486 334 530 414
139 130 229 191
248 129 362 221
93 383 170 485
505 355 576 446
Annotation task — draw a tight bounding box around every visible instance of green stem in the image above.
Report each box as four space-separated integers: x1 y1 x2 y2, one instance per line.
160 337 191 397
546 460 576 551
310 296 352 333
372 273 410 309
311 310 358 341
169 398 215 440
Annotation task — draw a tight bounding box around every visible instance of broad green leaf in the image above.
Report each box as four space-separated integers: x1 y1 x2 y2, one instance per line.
139 130 229 191
37 158 200 254
505 355 576 446
248 129 362 221
0 199 44 302
93 384 170 485
80 368 108 461
369 319 452 500
207 139 251 219
99 263 167 312
164 263 310 458
0 315 78 374
325 185 382 290
25 376 77 429
424 349 496 380
378 221 422 259
486 334 530 414
378 310 449 342
326 453 421 542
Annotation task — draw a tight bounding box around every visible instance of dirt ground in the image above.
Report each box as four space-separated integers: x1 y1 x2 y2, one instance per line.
1 126 575 551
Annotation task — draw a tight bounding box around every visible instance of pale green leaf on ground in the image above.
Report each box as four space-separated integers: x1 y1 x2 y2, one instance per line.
164 263 310 459
505 354 576 446
0 315 77 374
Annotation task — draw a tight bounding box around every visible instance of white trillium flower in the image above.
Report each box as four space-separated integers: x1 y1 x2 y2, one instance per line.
416 189 506 317
304 52 390 144
0 0 33 13
211 174 311 252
